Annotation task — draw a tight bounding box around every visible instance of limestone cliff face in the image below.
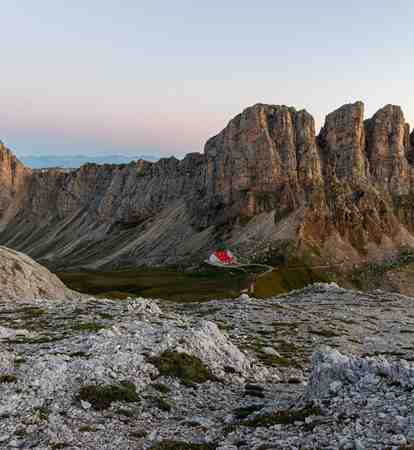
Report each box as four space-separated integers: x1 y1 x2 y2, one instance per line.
365 105 412 194
0 142 31 226
1 101 414 269
200 104 322 227
318 102 368 182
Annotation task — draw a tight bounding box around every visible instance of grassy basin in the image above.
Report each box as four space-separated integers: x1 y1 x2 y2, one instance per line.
57 264 331 302
57 268 246 302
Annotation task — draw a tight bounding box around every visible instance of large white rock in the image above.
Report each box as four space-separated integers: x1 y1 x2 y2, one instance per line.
0 246 79 301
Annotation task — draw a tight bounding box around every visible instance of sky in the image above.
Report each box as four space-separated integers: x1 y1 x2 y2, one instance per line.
1 0 414 159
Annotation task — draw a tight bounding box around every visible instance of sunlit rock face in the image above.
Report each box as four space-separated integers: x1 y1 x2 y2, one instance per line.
1 102 414 269
365 104 412 194
200 104 322 227
318 101 368 182
0 142 32 227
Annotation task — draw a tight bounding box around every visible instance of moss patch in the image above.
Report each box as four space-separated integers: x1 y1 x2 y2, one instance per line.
79 425 97 432
79 381 139 410
149 395 174 412
149 351 215 385
151 382 171 394
0 374 17 383
149 441 216 450
33 406 50 421
257 352 291 367
233 404 264 419
50 443 69 449
19 306 46 318
243 405 322 427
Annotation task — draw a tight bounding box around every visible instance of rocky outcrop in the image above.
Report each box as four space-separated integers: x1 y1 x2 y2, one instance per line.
1 283 414 449
0 246 79 301
1 101 414 269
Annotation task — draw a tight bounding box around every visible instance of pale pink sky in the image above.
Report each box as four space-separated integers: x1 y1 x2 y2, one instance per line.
1 1 413 158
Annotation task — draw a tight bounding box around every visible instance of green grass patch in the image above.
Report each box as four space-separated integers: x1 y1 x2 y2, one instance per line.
233 404 264 419
149 442 216 450
115 408 137 417
243 405 322 427
57 268 247 302
49 443 68 449
79 425 97 432
79 381 139 410
0 374 17 383
19 307 46 318
254 261 332 298
257 352 291 367
151 382 171 394
149 395 174 412
6 335 65 345
149 351 215 384
33 406 50 421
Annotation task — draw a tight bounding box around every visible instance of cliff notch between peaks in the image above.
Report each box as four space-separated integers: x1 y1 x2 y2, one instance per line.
1 102 414 270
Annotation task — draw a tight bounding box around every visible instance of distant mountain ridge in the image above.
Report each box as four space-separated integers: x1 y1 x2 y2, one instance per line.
20 153 158 169
0 101 414 271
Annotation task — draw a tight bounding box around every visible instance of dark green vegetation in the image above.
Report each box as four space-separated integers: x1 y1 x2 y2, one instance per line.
148 441 216 450
33 406 50 421
57 268 246 301
149 351 215 385
233 404 264 419
0 374 17 383
151 382 171 394
57 261 333 301
243 405 322 427
55 249 414 300
78 381 139 410
149 395 174 412
254 254 333 298
78 425 97 433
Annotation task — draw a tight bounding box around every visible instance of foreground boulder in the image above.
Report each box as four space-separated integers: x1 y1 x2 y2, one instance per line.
0 296 272 449
0 246 78 301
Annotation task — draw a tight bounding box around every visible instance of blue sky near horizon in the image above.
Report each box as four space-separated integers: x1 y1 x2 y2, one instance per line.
1 1 414 158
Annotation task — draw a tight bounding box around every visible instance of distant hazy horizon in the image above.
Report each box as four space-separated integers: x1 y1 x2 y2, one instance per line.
19 153 159 169
2 1 413 159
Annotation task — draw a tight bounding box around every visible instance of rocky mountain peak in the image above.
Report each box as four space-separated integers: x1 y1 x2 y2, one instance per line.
1 101 414 269
365 104 411 193
318 101 367 182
